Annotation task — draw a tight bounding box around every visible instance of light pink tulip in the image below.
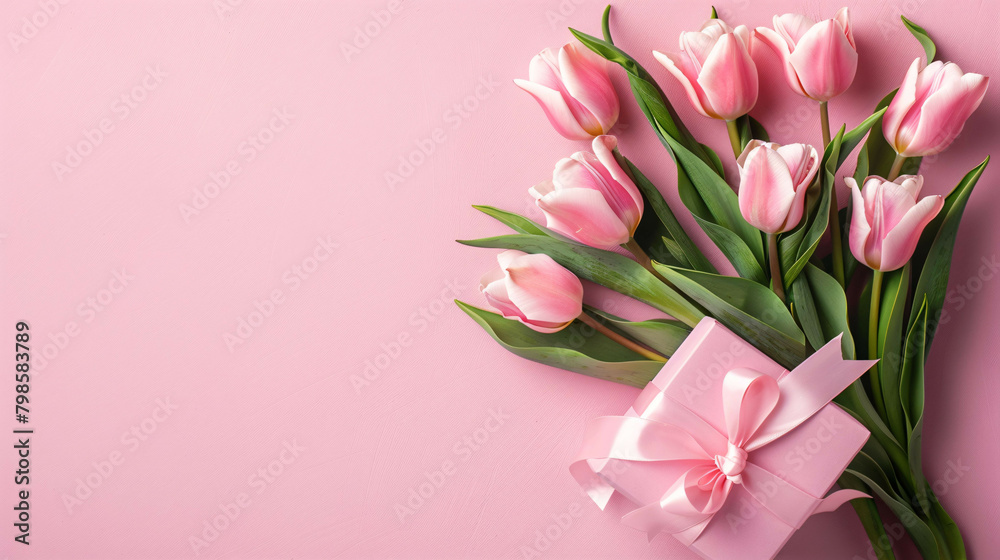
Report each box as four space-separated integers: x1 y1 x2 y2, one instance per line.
754 8 857 102
514 42 619 140
882 58 989 158
848 175 944 272
737 140 820 233
480 250 584 333
530 135 643 249
653 19 758 121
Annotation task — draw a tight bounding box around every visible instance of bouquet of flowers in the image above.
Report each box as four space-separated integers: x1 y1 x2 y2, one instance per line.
457 5 988 559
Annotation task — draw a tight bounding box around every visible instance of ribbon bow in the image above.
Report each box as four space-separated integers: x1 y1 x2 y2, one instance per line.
571 332 875 545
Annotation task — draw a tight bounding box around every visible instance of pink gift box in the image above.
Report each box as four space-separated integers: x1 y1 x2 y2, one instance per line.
586 319 869 560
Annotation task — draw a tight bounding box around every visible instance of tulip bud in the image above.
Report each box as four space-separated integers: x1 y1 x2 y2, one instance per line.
514 42 620 140
847 175 944 272
530 135 644 249
882 58 989 158
653 18 758 121
737 140 819 234
754 8 857 102
480 250 584 333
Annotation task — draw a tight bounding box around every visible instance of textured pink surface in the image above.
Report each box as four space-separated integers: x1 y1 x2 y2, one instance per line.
1 1 997 559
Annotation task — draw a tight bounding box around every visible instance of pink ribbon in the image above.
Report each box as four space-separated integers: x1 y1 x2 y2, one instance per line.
570 334 875 545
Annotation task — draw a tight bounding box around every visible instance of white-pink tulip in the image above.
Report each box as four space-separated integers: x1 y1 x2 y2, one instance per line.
754 8 857 102
737 140 820 234
530 135 643 249
847 175 944 272
480 250 584 333
883 58 989 157
514 42 620 140
653 18 758 121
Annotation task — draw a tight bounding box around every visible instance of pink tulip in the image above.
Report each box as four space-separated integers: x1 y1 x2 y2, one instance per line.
737 140 819 233
882 58 989 158
754 8 857 102
530 135 643 249
847 175 944 272
653 18 758 121
514 42 619 140
480 250 584 333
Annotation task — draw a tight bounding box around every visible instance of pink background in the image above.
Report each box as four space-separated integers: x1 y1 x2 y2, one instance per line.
2 0 998 558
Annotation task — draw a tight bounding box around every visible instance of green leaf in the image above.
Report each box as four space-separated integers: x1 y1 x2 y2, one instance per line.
902 16 937 62
456 301 663 388
618 155 716 274
654 265 807 368
790 264 856 357
584 306 691 357
664 133 765 270
877 264 911 443
901 299 930 514
458 234 704 327
848 451 941 560
909 157 989 352
837 108 887 170
472 205 550 236
694 216 767 284
709 5 718 19
735 113 770 149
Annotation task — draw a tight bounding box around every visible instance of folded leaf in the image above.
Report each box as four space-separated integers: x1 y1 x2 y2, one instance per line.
472 205 551 236
457 301 662 388
789 264 855 357
877 264 911 443
902 16 937 63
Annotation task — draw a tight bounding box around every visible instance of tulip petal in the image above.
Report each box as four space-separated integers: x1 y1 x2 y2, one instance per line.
653 50 714 119
882 59 922 151
536 188 631 248
834 8 855 50
514 79 595 140
592 135 643 232
697 33 758 120
504 253 584 324
787 19 858 101
902 71 989 157
879 195 944 271
753 27 808 97
739 148 796 233
482 275 528 322
773 13 816 47
775 143 819 190
736 139 771 168
847 178 874 268
529 179 555 201
559 43 619 135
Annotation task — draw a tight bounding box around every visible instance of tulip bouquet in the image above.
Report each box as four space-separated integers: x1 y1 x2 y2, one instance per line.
457 5 988 559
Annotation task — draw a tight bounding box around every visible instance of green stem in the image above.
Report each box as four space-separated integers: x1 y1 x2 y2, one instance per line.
819 101 832 146
625 238 670 285
888 153 906 181
868 270 886 416
767 233 786 303
577 312 667 362
726 120 742 159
